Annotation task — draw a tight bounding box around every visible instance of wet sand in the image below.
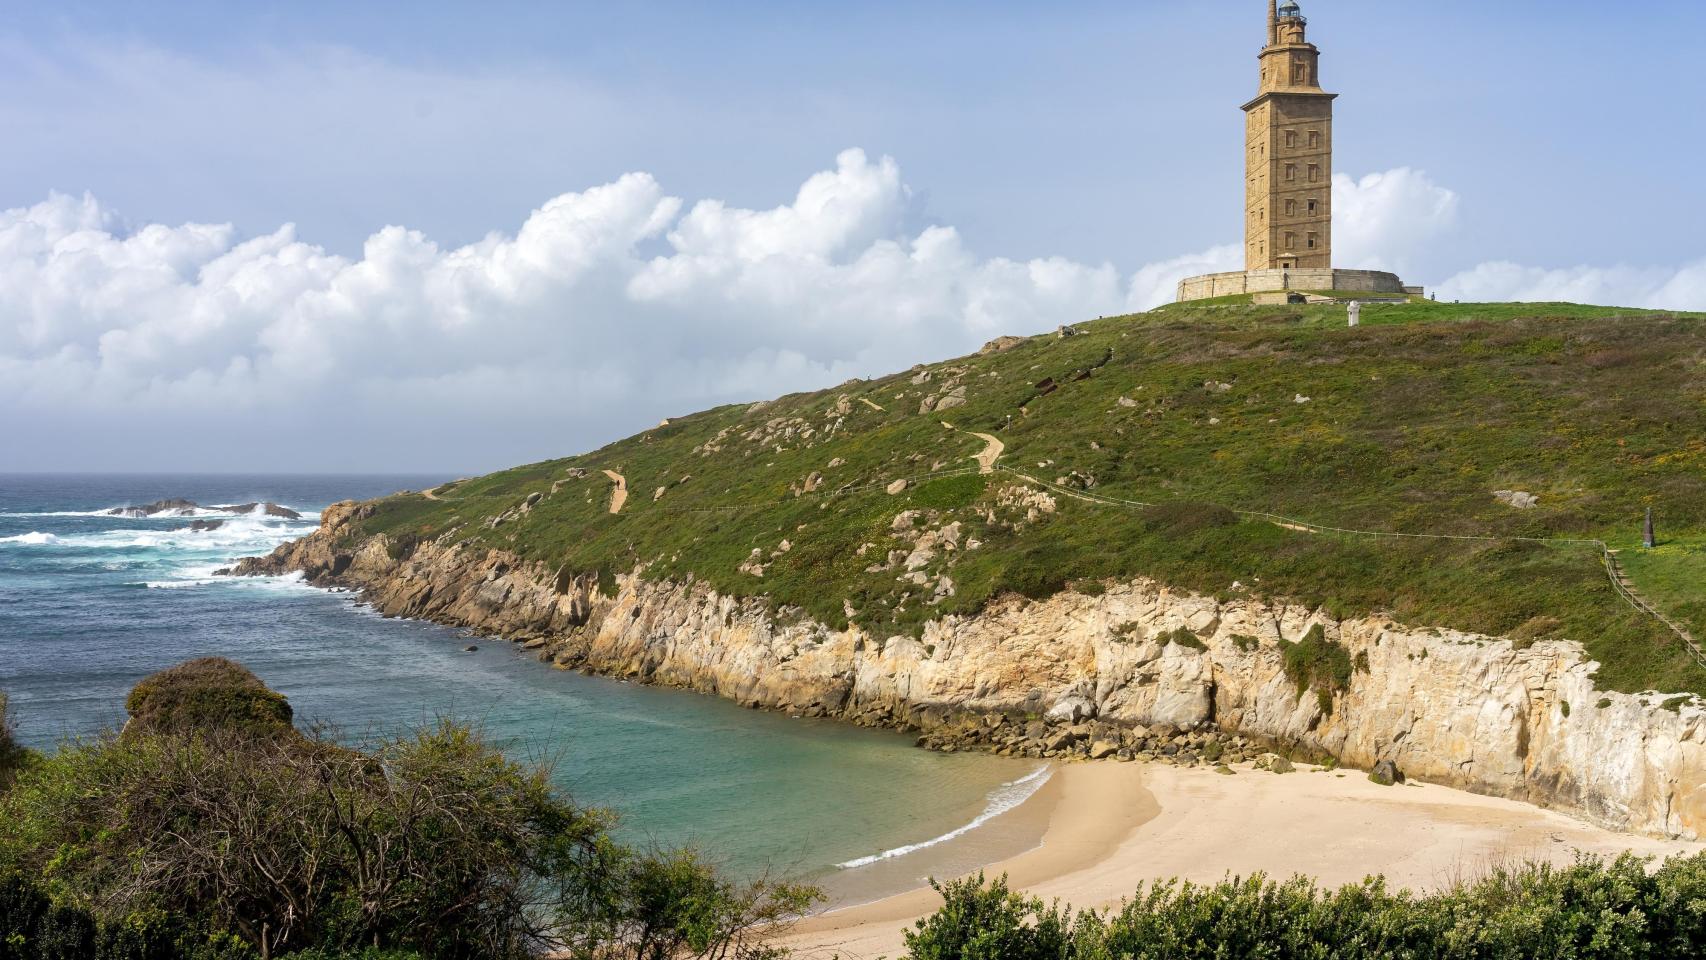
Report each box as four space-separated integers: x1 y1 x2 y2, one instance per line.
783 761 1703 959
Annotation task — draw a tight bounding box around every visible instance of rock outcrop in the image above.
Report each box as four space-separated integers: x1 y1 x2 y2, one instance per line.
233 501 1706 839
110 499 302 519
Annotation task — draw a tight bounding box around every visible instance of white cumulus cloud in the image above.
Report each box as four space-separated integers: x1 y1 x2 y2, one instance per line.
1331 168 1459 277
0 150 1138 470
7 151 1688 473
1436 259 1706 311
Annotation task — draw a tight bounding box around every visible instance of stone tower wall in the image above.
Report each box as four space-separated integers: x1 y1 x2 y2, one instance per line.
1244 4 1336 272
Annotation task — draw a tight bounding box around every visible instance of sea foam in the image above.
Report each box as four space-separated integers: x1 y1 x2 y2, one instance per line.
0 531 59 545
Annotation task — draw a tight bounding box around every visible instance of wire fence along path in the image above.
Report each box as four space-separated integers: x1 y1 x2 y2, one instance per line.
995 466 1705 672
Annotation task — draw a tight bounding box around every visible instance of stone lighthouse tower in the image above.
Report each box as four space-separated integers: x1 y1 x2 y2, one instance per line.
1243 0 1336 272
1173 2 1418 302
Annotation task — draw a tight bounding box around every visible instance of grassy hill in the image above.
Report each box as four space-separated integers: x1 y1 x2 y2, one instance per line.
347 300 1706 697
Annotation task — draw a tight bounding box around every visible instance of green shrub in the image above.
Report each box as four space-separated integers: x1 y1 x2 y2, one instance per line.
0 871 258 960
903 874 1075 960
1138 502 1239 538
1280 625 1355 701
907 474 988 511
1160 627 1207 652
908 855 1706 959
2 659 818 960
0 694 34 794
122 659 293 737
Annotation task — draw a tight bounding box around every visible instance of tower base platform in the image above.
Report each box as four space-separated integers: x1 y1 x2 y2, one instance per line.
1176 268 1421 303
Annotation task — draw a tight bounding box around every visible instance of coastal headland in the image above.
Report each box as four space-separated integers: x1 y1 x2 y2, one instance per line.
232 300 1706 933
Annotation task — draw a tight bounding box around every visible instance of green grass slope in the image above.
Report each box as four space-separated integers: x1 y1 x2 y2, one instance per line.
348 301 1706 696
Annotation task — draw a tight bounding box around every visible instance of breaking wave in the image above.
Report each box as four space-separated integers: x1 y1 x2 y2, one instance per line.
0 531 59 545
2 504 316 520
835 764 1052 869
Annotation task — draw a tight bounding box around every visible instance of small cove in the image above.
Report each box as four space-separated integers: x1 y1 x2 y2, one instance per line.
0 473 1036 898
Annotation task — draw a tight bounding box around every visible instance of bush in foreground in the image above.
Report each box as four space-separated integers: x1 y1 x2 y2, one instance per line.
121 657 295 737
0 666 816 960
907 861 1706 960
0 693 34 794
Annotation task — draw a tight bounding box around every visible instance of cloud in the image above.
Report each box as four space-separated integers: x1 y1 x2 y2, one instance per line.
1436 259 1706 311
1331 168 1459 277
1125 245 1243 311
0 150 1138 470
7 151 1691 472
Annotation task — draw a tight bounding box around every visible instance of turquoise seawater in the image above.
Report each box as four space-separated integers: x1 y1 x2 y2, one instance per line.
0 474 1042 895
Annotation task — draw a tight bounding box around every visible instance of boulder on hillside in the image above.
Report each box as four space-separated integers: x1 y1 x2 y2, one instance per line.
1493 490 1539 510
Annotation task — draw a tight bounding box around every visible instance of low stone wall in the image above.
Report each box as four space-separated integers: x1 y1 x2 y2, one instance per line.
1177 267 1410 302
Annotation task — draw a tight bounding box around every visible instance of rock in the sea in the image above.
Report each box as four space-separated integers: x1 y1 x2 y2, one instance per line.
463 645 479 653
113 498 302 520
1369 759 1405 786
179 519 226 532
109 498 200 518
218 502 304 520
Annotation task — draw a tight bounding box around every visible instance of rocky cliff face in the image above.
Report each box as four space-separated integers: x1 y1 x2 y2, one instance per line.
235 500 1706 839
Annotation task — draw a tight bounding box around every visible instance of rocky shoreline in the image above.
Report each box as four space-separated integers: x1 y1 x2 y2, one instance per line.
231 499 1706 839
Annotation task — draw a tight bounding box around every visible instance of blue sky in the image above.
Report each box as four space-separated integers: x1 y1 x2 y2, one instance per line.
1 1 1703 472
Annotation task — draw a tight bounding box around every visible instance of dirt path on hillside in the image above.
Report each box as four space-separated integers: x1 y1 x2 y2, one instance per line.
421 480 468 502
601 470 628 515
970 432 1004 473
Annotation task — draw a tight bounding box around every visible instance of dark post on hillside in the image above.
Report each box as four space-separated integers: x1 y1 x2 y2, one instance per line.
1644 508 1656 549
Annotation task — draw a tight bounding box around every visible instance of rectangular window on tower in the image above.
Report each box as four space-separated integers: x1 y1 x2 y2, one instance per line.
1308 164 1320 182
1285 199 1296 216
1285 233 1296 250
1292 64 1305 84
1285 131 1296 148
1307 233 1318 249
1285 164 1297 181
1309 131 1321 148
1308 199 1318 214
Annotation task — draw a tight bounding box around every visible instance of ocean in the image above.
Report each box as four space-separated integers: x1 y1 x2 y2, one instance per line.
0 473 1045 900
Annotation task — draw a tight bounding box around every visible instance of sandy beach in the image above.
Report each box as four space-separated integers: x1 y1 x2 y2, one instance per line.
784 761 1703 959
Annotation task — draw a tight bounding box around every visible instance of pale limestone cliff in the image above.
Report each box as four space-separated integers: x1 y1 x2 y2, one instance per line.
235 500 1706 839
